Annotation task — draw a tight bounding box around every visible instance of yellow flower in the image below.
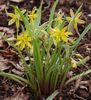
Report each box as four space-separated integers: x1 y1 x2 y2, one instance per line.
50 27 73 43
66 9 85 32
15 32 32 50
28 7 37 22
71 58 77 68
8 9 26 29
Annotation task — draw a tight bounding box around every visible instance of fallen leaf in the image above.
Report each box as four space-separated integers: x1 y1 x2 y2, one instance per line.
74 78 82 91
5 92 29 100
0 61 9 71
88 80 91 93
0 49 15 58
0 39 3 47
0 4 6 11
12 69 23 75
0 27 15 37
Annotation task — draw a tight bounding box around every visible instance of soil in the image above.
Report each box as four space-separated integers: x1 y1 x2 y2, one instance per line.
0 0 91 100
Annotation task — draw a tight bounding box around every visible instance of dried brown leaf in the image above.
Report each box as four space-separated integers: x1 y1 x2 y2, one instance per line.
0 61 9 71
4 92 29 100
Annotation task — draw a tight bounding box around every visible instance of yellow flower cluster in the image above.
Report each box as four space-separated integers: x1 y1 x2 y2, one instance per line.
28 7 37 22
66 9 85 32
8 9 26 29
15 32 32 50
50 27 72 43
8 7 37 29
13 7 85 51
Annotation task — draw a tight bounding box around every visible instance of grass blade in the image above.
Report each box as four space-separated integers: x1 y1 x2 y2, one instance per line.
33 39 43 82
46 90 59 100
33 5 42 30
47 0 59 31
65 69 91 85
0 71 29 85
72 23 91 50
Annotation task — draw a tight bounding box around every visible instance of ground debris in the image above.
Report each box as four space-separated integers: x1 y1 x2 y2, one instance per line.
4 92 29 100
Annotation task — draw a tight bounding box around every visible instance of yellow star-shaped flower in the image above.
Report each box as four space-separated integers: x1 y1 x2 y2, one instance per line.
66 9 85 32
50 27 73 43
15 32 32 50
28 7 37 22
8 9 26 29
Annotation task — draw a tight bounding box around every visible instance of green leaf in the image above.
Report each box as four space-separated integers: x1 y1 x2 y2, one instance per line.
77 56 90 66
33 5 42 30
46 90 59 100
65 69 91 85
25 66 38 91
15 6 32 36
47 0 59 31
33 38 43 82
0 71 29 85
72 23 91 50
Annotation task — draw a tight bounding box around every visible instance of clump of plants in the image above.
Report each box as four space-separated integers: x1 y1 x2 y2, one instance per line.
1 0 91 100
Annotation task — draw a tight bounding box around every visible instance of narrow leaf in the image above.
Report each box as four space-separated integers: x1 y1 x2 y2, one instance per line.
33 39 43 82
47 0 59 31
46 90 59 100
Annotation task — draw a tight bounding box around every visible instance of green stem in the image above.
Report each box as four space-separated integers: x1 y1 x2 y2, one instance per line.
65 69 91 85
17 28 18 36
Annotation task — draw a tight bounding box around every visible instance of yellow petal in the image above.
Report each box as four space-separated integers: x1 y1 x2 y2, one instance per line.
32 7 37 14
8 13 15 18
15 9 18 15
28 37 32 41
15 41 22 46
23 32 28 37
74 22 78 32
76 12 82 18
56 35 60 42
70 9 74 17
61 36 68 42
34 14 37 18
17 35 23 40
20 43 25 50
66 17 71 21
16 20 19 29
28 7 37 22
65 32 73 35
8 19 15 25
26 42 32 48
61 27 67 33
29 15 33 22
71 58 77 68
77 19 85 24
